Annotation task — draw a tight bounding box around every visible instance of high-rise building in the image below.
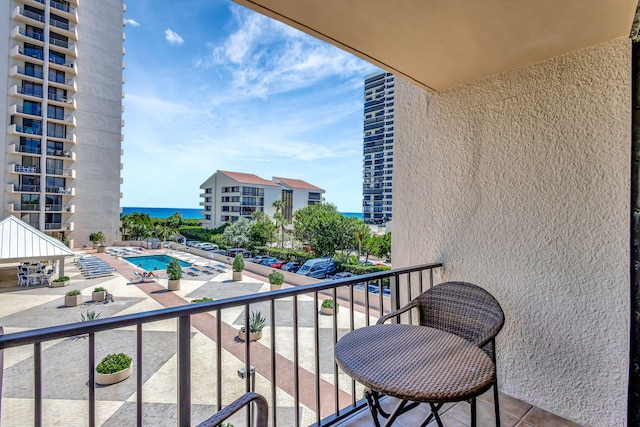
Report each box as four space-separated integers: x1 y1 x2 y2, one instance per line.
362 71 394 225
200 170 325 229
1 0 124 248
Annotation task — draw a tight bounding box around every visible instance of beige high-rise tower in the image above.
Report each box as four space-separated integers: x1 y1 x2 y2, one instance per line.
1 0 124 248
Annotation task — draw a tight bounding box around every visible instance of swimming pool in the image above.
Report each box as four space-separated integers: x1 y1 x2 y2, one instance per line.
123 255 190 271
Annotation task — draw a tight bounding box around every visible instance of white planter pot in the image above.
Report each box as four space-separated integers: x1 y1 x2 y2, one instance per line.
168 279 180 291
270 283 283 291
65 294 82 307
95 364 133 385
321 305 339 315
52 280 69 287
92 291 106 302
233 271 243 281
238 329 262 342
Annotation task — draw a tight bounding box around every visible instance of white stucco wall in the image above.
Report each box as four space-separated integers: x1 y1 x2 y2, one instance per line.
393 38 630 426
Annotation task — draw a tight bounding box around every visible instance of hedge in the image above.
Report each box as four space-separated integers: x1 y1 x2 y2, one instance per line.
341 264 391 275
253 247 316 264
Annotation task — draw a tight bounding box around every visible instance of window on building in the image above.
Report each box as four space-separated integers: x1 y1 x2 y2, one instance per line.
47 122 66 138
23 100 41 116
47 105 64 120
48 68 66 84
25 62 43 79
281 190 293 221
22 81 43 97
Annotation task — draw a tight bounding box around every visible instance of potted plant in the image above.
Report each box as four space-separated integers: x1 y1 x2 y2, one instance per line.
321 298 339 315
95 353 133 385
238 310 266 342
232 253 245 281
81 310 101 322
269 270 284 290
51 275 70 287
92 286 106 302
166 257 182 291
89 232 106 252
65 289 82 307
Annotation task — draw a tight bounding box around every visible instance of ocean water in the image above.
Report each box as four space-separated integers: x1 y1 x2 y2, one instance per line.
122 207 363 221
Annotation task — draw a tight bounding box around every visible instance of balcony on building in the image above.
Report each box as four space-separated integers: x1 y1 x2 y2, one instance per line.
46 112 76 128
49 0 78 22
44 186 74 196
8 202 40 213
7 144 42 156
9 164 40 175
44 203 74 213
9 84 43 101
12 7 46 27
11 25 44 45
8 123 42 137
45 166 75 179
49 16 77 40
48 58 77 76
7 183 40 194
45 147 76 161
44 221 73 231
9 103 42 119
46 93 76 109
48 37 77 57
11 45 44 64
9 65 43 82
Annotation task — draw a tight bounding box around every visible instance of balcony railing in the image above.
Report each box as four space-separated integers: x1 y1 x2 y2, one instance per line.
15 66 43 79
14 204 40 211
50 0 75 14
13 164 39 173
14 125 42 135
13 185 40 192
0 263 442 426
49 18 74 33
18 8 45 23
18 46 44 60
17 26 44 41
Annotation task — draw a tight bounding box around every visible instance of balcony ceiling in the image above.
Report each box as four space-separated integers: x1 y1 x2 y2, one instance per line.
233 0 638 91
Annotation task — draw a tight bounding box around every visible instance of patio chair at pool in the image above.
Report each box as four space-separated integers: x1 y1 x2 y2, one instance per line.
131 271 155 284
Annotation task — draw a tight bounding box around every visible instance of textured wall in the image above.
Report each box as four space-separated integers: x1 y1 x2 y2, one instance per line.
393 38 630 425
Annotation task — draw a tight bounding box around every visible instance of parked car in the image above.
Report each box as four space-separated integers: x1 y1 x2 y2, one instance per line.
267 259 286 269
332 271 354 280
281 262 301 273
297 258 336 279
199 243 219 251
355 282 391 297
251 255 270 264
226 248 252 257
260 257 278 266
186 240 199 247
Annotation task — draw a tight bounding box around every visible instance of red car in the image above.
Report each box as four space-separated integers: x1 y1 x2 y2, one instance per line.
268 260 286 269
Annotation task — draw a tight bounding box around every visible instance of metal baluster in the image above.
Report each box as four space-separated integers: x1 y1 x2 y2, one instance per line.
244 305 251 427
349 285 356 406
407 273 413 325
270 299 277 427
0 327 4 423
332 288 339 415
88 333 96 427
136 324 143 427
34 341 43 427
293 295 300 426
314 292 321 425
177 316 191 427
216 309 222 415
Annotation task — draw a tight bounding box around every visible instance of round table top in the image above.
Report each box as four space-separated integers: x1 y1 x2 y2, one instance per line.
335 324 495 403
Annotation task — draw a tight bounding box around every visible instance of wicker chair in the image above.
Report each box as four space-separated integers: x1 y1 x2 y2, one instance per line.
377 281 505 426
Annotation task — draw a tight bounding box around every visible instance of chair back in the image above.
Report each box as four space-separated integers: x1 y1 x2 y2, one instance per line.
415 281 504 348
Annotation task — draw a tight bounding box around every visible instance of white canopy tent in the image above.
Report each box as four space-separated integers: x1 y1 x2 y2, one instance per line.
0 215 74 277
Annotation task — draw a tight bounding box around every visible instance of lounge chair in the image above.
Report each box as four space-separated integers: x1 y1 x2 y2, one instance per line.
84 270 115 279
131 271 155 284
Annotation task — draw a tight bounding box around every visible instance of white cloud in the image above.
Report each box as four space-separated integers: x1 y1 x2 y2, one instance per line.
196 6 374 101
125 18 140 27
164 29 184 46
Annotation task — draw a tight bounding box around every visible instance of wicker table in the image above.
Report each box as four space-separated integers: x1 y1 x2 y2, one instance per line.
335 324 495 427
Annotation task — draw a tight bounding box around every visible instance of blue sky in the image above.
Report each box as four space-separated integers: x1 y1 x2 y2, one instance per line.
121 0 378 212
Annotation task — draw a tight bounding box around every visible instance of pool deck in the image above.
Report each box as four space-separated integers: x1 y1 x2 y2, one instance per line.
0 248 580 427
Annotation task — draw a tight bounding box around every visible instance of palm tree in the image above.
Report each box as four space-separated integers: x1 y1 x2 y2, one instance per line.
272 200 286 249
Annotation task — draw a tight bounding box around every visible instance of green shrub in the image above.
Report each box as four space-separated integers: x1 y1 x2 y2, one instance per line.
96 353 132 374
268 270 284 285
322 298 337 309
65 289 81 296
166 258 182 281
81 310 101 322
341 265 390 276
89 232 105 245
191 297 213 303
232 253 245 272
93 287 106 292
254 247 316 264
53 276 70 282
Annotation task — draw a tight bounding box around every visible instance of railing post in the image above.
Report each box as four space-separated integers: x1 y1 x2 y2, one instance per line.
0 327 3 423
177 316 191 427
390 273 400 323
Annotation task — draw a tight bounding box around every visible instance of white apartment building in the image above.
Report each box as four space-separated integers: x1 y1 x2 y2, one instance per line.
1 0 124 248
200 170 325 229
362 71 394 225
